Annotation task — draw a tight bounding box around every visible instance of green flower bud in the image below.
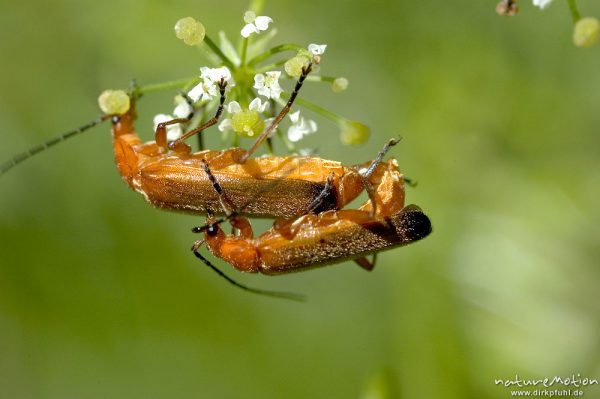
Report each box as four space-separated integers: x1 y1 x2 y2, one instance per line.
175 17 206 46
573 17 599 48
340 120 370 147
98 90 130 115
284 55 310 78
332 77 349 93
243 11 256 24
232 110 264 137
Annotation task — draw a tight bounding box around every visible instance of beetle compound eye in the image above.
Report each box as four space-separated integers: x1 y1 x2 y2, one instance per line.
207 224 219 236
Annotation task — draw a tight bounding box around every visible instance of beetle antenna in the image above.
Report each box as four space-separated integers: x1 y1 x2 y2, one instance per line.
0 115 110 176
361 137 402 179
192 247 305 302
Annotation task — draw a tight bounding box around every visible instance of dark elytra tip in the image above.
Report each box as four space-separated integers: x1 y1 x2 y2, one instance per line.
399 204 432 241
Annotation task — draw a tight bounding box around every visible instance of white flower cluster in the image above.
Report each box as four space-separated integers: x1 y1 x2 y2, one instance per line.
188 66 234 102
287 111 317 142
152 66 234 142
241 11 273 38
253 71 282 99
157 13 332 146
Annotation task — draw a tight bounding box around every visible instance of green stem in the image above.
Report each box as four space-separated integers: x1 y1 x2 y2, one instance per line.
255 59 287 73
295 97 345 124
306 75 336 83
248 43 303 67
249 0 265 14
204 35 235 69
567 0 581 22
241 37 249 66
139 76 199 94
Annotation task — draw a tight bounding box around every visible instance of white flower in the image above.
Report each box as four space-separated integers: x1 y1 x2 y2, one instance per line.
254 71 283 99
217 118 233 132
153 114 183 142
202 66 232 83
225 101 242 115
249 97 268 113
187 82 215 102
241 11 273 38
187 66 233 102
533 0 553 10
287 111 317 142
308 43 327 56
173 99 193 119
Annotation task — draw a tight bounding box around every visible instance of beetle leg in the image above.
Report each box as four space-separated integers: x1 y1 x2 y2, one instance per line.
201 158 236 217
305 172 335 214
404 176 418 187
355 138 403 217
155 117 193 153
360 174 378 219
167 79 228 150
354 254 378 271
201 158 254 239
239 63 314 163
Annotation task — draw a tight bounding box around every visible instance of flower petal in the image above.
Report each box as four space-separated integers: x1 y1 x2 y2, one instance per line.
166 125 183 141
187 83 204 102
226 101 242 114
287 125 303 142
253 73 265 88
265 70 281 80
289 110 301 124
173 101 193 119
241 23 259 38
153 114 173 128
254 16 273 31
218 118 232 132
308 43 327 55
249 98 267 113
212 66 232 82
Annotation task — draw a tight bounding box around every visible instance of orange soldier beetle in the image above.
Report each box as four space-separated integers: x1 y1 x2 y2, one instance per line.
195 204 430 274
112 98 405 218
182 139 431 300
2 63 406 221
111 62 407 219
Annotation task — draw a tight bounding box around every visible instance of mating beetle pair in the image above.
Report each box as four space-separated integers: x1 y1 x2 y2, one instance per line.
1 16 431 299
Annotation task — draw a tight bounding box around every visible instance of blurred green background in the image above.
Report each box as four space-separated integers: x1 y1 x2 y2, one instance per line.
1 0 599 398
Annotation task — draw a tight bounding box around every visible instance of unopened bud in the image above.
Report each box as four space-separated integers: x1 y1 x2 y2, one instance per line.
284 55 310 78
98 90 130 115
232 110 264 138
332 77 349 93
175 17 206 46
573 17 599 48
340 120 370 147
